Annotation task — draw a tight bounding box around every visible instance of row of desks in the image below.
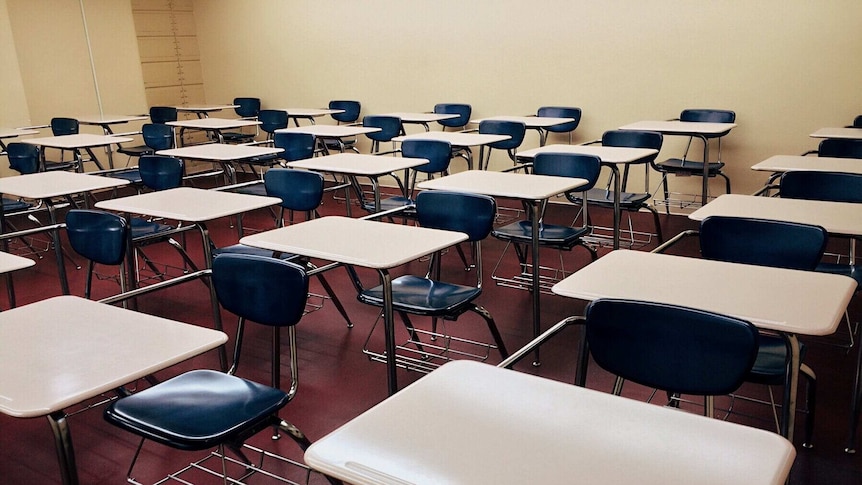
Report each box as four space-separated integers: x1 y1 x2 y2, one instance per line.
0 163 855 485
1 119 860 484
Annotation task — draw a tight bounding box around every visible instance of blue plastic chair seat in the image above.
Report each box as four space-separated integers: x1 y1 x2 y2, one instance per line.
656 158 725 175
212 244 299 262
747 335 807 385
492 220 590 249
236 184 267 197
360 195 415 214
105 369 289 451
116 145 155 158
359 275 482 316
2 198 32 212
107 169 143 184
576 187 651 207
130 218 175 239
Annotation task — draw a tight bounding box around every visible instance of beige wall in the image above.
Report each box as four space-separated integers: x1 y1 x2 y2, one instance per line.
1 0 147 174
2 1 146 121
193 0 862 196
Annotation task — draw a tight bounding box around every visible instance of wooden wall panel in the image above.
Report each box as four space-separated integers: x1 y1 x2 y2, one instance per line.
132 0 204 109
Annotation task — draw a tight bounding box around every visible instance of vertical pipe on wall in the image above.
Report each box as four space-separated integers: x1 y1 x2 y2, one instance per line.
79 0 103 115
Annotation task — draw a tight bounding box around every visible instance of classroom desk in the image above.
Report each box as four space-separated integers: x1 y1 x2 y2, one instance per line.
690 193 862 450
810 127 862 140
305 360 796 485
239 216 467 395
418 170 588 365
377 112 459 132
0 127 40 153
751 155 862 195
393 131 511 170
473 115 577 146
20 133 133 172
689 193 862 237
156 143 283 185
0 171 130 294
0 250 35 308
552 249 856 441
96 187 279 369
175 104 238 118
752 155 862 175
280 108 344 126
285 153 427 214
517 144 658 249
619 120 737 207
276 125 383 153
77 114 148 168
0 295 227 485
165 117 261 146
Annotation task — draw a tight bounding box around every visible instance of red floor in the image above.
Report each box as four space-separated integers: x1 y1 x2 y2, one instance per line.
1 184 861 484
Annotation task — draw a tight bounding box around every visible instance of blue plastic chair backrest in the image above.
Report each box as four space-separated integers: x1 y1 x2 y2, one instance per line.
51 117 79 136
479 120 526 150
259 110 289 135
362 115 402 142
532 152 601 192
6 143 40 174
139 155 184 191
699 216 827 271
537 106 582 133
329 100 361 123
273 132 316 162
142 123 174 150
679 109 736 123
233 97 261 118
65 210 129 266
780 171 862 204
264 168 324 212
817 138 862 159
401 139 451 174
585 298 759 396
601 129 663 164
149 106 178 124
853 115 862 128
212 253 309 327
602 129 663 151
434 103 472 129
416 191 496 242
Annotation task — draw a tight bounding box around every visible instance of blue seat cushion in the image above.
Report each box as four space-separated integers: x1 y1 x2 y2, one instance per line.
130 217 175 239
117 145 154 157
104 369 289 451
2 198 32 212
816 262 861 290
358 275 481 316
107 169 143 184
221 132 256 143
747 335 807 385
237 184 267 197
573 188 651 209
656 158 725 175
361 196 415 214
492 220 589 249
212 244 299 262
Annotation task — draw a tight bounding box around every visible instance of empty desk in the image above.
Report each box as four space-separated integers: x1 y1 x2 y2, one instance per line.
620 120 736 207
239 216 467 395
517 144 658 249
306 360 796 485
552 249 856 441
0 295 227 485
418 170 588 365
21 133 133 172
474 115 577 146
